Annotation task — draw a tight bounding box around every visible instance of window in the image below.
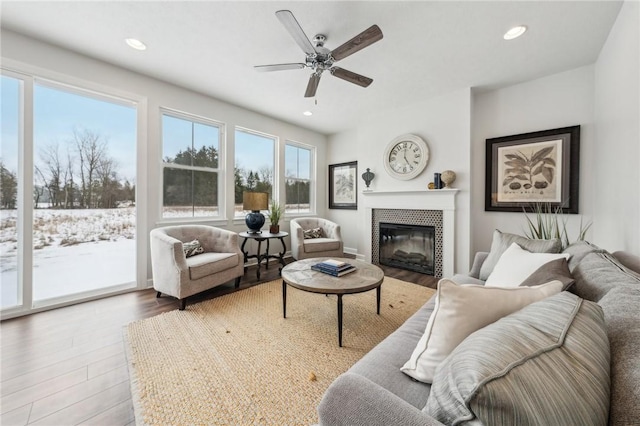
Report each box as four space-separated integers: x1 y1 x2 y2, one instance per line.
1 75 21 309
33 82 137 303
285 142 313 213
162 111 222 218
234 128 275 214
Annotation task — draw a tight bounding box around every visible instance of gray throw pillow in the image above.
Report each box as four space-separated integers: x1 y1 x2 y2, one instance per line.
478 230 562 281
424 291 610 426
519 257 575 291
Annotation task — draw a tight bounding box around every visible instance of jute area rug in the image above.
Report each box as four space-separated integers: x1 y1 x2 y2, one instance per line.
124 277 435 425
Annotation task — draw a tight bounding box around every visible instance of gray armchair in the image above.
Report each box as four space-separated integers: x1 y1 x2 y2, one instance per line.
150 225 244 310
290 218 344 260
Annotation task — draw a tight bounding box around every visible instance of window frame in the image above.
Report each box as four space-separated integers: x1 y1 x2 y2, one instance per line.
284 140 316 217
160 108 225 221
1 62 146 319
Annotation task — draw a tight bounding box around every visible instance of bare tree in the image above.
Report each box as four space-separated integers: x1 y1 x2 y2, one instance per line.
96 157 119 208
38 143 63 207
73 128 107 208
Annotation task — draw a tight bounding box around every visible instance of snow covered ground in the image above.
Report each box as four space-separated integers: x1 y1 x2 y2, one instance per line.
1 207 136 308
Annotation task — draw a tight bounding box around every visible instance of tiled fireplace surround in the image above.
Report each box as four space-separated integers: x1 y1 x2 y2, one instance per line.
362 189 459 278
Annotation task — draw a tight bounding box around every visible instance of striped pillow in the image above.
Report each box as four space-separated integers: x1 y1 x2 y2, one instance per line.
424 291 610 426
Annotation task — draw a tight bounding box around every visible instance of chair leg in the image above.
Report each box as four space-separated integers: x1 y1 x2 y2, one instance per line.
179 298 186 310
234 276 241 289
156 291 162 298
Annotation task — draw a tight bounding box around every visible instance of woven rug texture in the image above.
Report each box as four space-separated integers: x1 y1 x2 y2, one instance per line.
124 277 434 425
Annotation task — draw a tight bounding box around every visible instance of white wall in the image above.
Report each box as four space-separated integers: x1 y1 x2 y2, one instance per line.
1 30 328 284
471 66 596 255
594 0 640 253
327 88 472 273
471 0 640 256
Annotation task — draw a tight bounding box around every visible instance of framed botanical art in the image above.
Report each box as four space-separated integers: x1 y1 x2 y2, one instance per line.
329 161 357 209
485 125 580 213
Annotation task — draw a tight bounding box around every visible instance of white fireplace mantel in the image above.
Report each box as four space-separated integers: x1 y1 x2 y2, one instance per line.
362 189 459 277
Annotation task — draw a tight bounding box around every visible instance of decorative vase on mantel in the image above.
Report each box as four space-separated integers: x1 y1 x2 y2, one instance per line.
361 168 375 191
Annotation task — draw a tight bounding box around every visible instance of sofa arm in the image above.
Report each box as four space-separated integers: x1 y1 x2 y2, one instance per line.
150 230 187 295
468 251 489 279
317 373 445 426
290 220 304 259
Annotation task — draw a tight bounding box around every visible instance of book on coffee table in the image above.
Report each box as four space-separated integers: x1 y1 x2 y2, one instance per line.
311 263 357 277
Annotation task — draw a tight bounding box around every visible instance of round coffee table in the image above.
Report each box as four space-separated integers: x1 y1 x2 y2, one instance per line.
281 257 384 347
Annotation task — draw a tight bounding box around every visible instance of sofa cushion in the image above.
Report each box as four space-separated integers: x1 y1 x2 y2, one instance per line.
400 279 563 384
563 240 606 272
188 252 238 280
449 274 485 286
519 257 575 291
303 238 340 253
571 252 640 302
348 296 437 409
485 242 570 287
425 292 610 426
479 230 562 281
596 285 640 425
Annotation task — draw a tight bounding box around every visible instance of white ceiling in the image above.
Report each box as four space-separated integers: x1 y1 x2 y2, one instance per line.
0 1 623 135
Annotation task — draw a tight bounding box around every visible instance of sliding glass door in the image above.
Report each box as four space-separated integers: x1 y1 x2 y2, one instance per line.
31 82 137 303
1 75 22 309
1 70 139 314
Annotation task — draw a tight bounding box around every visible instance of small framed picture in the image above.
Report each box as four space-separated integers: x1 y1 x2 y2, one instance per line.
485 125 580 213
329 161 357 210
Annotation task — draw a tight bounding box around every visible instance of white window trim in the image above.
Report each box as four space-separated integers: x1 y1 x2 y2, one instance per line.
160 108 226 221
284 140 316 217
0 62 146 319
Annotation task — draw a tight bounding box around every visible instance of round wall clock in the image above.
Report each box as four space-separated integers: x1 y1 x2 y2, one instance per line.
383 134 430 180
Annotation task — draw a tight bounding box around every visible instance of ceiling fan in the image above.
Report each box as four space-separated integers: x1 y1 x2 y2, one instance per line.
255 10 383 98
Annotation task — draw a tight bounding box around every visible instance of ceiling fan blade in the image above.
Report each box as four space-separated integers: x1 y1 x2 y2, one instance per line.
330 67 373 88
276 10 317 56
254 63 306 72
331 25 383 62
304 73 321 98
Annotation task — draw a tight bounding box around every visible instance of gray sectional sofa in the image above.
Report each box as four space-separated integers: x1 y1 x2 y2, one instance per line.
317 241 640 425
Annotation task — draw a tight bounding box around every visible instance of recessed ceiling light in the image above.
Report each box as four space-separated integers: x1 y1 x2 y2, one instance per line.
125 38 147 50
303 111 313 116
503 25 527 40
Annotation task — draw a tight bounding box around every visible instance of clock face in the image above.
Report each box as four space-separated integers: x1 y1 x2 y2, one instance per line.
383 134 429 180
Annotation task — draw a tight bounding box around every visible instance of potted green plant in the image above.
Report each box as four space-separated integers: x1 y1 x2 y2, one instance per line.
268 200 283 234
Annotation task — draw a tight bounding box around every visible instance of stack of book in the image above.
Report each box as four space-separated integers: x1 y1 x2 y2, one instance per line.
311 259 357 277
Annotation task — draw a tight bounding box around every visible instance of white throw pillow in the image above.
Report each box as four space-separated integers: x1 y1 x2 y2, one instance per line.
485 242 571 287
400 279 563 384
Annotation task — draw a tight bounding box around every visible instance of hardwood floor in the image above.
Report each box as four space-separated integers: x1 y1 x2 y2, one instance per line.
0 258 436 426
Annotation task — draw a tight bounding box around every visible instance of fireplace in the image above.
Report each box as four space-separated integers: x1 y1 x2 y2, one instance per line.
379 223 435 275
363 189 458 278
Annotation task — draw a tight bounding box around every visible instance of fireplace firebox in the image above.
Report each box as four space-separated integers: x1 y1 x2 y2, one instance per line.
379 222 435 275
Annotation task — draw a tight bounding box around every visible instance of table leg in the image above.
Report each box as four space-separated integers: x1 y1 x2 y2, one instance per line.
337 294 343 347
240 237 249 273
278 237 287 275
265 239 271 269
282 281 287 318
376 285 381 315
256 240 262 280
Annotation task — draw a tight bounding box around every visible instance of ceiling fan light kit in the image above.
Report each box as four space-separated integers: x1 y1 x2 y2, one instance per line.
255 10 383 98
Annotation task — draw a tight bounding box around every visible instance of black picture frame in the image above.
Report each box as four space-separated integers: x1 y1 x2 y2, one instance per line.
329 161 358 210
485 125 580 213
